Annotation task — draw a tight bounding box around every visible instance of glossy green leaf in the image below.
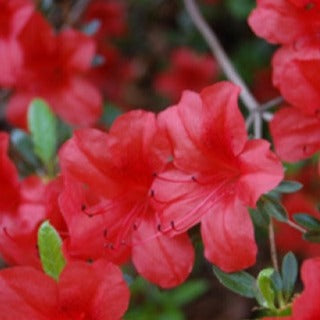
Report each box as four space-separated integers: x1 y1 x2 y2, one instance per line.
37 220 66 280
257 268 276 309
274 180 303 194
28 98 57 166
257 195 288 222
213 266 257 298
270 270 283 293
10 129 40 174
293 213 320 231
281 252 298 301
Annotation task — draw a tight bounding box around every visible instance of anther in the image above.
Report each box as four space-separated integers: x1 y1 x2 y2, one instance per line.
104 243 114 250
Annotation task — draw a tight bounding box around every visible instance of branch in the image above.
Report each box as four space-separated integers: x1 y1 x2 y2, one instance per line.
183 0 259 111
269 219 279 272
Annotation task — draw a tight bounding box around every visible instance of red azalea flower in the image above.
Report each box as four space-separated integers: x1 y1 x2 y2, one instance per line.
59 110 194 288
0 0 33 86
83 0 127 40
0 132 66 267
289 257 320 319
248 0 320 45
151 82 283 272
154 47 218 103
270 38 320 162
6 12 102 128
0 132 20 212
0 259 130 320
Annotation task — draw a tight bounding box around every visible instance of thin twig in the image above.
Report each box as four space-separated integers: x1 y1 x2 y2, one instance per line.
269 219 279 272
286 220 306 234
260 96 284 112
183 0 259 112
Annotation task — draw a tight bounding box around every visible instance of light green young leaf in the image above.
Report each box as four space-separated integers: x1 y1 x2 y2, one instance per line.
37 220 66 280
28 98 57 166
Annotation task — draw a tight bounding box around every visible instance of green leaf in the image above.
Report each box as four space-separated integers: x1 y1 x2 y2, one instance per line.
37 220 66 280
257 195 288 222
250 207 270 229
170 280 208 306
28 98 57 166
213 266 257 298
281 252 298 301
225 0 255 20
270 270 283 293
100 103 122 127
251 305 292 318
303 230 320 243
10 129 40 174
257 268 276 309
274 180 303 194
293 213 320 231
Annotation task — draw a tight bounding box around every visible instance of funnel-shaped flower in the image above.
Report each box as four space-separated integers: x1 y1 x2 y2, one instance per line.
152 82 283 272
59 110 194 288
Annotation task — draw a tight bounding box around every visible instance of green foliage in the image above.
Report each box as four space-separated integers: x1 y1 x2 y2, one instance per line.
293 213 320 231
257 268 276 309
281 252 298 302
10 129 40 175
124 277 208 320
225 0 255 20
213 266 257 298
27 99 57 167
257 195 288 222
100 103 123 127
274 180 303 194
37 221 66 281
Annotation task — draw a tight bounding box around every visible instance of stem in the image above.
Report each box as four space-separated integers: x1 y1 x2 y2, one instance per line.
183 0 259 112
286 220 306 233
260 96 284 112
269 219 279 272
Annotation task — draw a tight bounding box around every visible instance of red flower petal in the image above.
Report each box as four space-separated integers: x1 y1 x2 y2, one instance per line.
0 132 20 211
237 139 284 207
0 266 57 319
201 197 257 272
270 107 320 162
248 0 320 45
292 258 320 318
273 41 320 116
59 260 130 320
132 218 194 288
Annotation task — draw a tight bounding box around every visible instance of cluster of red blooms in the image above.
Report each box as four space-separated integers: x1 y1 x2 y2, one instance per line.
0 0 319 318
249 1 320 319
249 0 320 166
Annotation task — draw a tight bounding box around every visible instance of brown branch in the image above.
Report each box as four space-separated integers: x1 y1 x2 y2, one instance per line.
269 219 279 272
183 0 259 112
